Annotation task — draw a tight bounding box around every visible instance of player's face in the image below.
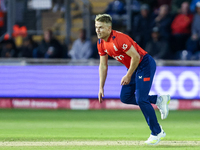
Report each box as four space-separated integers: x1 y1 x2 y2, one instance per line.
95 21 111 41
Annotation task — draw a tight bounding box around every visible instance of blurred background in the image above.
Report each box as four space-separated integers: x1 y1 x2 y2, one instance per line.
0 0 200 110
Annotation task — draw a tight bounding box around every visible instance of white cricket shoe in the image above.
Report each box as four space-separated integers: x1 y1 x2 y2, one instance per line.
156 95 171 120
145 129 166 145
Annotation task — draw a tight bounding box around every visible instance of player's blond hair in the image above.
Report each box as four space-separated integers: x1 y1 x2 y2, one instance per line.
95 14 112 26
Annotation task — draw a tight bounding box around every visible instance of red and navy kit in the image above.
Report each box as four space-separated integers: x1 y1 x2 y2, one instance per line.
97 30 161 136
97 30 147 69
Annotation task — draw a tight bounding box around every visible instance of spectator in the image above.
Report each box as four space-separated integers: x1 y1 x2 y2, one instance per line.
52 0 65 12
105 0 126 15
131 0 141 13
33 29 63 58
170 0 192 14
156 0 172 8
138 0 157 11
192 1 200 41
187 1 200 55
0 0 7 36
190 0 200 13
0 8 4 27
171 1 193 54
0 38 18 58
152 4 173 41
68 29 92 60
0 9 5 36
145 27 170 59
104 0 126 27
131 4 153 48
0 0 7 12
18 36 38 58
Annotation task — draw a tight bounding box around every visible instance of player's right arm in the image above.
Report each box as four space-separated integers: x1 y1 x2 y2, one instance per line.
98 54 108 103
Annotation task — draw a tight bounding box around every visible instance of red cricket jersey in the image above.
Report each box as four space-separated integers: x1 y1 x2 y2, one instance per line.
97 30 147 69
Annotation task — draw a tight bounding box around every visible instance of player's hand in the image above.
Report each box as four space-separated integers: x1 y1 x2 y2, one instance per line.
98 88 104 103
121 75 131 85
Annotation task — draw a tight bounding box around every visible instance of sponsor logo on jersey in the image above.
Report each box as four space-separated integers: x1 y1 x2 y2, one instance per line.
122 44 128 50
113 44 118 51
112 55 124 60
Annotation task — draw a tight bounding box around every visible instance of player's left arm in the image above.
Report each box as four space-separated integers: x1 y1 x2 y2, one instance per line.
121 45 140 85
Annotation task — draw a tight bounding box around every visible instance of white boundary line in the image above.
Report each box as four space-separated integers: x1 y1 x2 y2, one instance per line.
0 141 200 146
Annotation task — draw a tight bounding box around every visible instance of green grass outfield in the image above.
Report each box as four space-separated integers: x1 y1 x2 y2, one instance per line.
0 109 199 150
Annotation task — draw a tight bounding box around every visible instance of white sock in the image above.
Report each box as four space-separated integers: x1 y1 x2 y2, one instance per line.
156 96 163 105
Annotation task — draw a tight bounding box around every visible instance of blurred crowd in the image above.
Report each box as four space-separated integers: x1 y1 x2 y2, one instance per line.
107 0 200 60
0 0 200 60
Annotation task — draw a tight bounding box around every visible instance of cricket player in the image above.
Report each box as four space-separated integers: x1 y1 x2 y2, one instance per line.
95 14 171 145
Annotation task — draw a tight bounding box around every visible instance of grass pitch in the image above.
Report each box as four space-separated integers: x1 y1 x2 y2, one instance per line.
0 109 199 150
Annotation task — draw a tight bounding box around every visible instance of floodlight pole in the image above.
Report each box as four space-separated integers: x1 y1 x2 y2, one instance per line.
36 9 42 35
126 0 132 33
64 0 71 45
7 0 15 38
82 0 91 40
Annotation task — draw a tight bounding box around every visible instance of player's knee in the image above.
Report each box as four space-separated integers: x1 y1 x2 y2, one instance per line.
120 94 133 104
120 93 129 104
135 90 148 105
